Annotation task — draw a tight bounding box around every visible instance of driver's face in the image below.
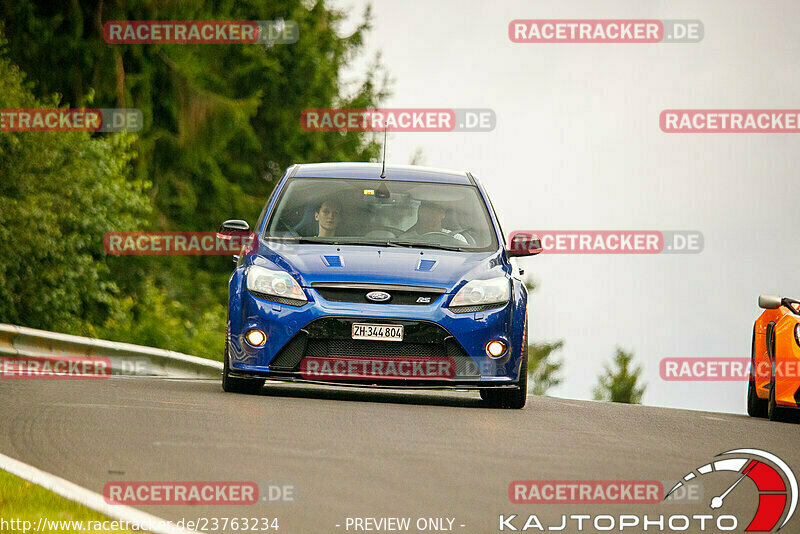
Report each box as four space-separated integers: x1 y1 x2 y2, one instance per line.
315 201 341 234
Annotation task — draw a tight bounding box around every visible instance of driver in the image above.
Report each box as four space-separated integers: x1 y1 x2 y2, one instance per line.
401 201 467 243
314 198 342 237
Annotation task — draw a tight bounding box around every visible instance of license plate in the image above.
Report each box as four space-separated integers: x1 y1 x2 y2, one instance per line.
351 323 404 342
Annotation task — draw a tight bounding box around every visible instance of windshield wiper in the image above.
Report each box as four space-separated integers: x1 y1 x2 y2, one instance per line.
283 238 407 248
334 240 466 251
293 237 340 244
341 240 407 248
390 242 467 252
266 237 466 251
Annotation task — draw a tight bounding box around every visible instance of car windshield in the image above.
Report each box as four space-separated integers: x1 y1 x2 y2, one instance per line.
264 178 498 251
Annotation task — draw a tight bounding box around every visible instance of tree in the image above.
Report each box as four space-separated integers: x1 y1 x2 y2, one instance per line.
0 1 387 234
0 35 150 335
0 2 389 358
593 347 646 404
528 340 564 395
524 277 564 395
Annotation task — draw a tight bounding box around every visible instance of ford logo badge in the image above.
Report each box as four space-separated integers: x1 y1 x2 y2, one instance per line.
366 291 391 302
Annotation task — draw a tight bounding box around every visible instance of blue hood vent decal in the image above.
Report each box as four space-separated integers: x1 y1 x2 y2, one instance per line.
322 255 343 267
416 259 437 272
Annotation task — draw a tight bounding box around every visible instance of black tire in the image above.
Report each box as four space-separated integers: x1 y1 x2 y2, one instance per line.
766 332 789 422
768 372 786 422
747 328 768 418
748 376 768 418
222 348 264 395
482 324 528 409
767 367 789 422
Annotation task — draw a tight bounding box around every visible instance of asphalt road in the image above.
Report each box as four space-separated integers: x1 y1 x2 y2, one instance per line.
1 377 799 533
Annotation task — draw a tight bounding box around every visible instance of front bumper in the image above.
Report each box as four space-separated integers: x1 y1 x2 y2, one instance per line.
227 280 526 386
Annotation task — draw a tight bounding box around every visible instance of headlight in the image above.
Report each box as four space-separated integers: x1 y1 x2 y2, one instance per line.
247 265 307 305
450 277 510 308
795 323 800 347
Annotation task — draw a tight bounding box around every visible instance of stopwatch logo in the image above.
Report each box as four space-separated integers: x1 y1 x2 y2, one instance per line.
665 448 797 532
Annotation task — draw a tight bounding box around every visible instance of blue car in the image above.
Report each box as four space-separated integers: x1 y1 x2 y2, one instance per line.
220 163 541 408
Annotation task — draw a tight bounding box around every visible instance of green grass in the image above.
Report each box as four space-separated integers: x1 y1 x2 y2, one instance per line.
0 470 145 533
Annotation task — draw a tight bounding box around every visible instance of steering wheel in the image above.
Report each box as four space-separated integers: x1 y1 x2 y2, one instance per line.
364 226 400 239
424 228 477 246
446 226 477 246
420 231 465 245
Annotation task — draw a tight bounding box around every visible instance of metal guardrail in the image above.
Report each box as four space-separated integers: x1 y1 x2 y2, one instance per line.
0 323 222 378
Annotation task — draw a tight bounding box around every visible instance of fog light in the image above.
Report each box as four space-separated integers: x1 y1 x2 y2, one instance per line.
486 340 507 358
245 329 267 347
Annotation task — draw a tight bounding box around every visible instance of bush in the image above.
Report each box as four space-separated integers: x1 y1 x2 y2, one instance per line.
0 37 151 336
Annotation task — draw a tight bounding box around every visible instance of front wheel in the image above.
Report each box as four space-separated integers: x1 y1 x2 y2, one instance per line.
747 331 767 418
482 343 528 409
222 347 264 395
747 376 767 418
767 359 790 422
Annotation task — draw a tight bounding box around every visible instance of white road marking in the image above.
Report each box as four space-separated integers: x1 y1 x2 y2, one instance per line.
0 451 200 534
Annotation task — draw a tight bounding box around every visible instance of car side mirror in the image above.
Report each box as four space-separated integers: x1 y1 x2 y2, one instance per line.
218 220 252 263
507 231 543 257
218 219 250 235
758 294 782 309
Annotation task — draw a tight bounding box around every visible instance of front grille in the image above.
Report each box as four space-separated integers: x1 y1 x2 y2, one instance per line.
268 331 308 370
268 317 479 378
306 339 447 358
311 283 445 305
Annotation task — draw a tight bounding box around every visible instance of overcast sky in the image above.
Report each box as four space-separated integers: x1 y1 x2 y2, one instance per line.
328 0 800 413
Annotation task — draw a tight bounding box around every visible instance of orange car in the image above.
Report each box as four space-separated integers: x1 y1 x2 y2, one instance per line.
748 294 800 422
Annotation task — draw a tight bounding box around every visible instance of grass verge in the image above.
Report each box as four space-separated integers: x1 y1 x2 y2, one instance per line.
0 469 145 533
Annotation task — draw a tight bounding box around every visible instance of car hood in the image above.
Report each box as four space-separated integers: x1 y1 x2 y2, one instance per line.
252 242 505 292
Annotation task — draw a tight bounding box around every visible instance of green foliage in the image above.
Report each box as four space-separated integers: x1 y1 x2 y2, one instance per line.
98 278 226 361
0 0 387 233
0 470 139 533
528 340 564 395
0 1 387 358
593 347 646 404
0 43 150 335
524 278 537 292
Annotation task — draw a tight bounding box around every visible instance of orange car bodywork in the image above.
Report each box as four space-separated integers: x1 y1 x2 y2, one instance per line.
753 301 800 407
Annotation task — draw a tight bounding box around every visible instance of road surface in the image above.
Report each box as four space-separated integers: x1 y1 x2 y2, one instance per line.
1 377 798 533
